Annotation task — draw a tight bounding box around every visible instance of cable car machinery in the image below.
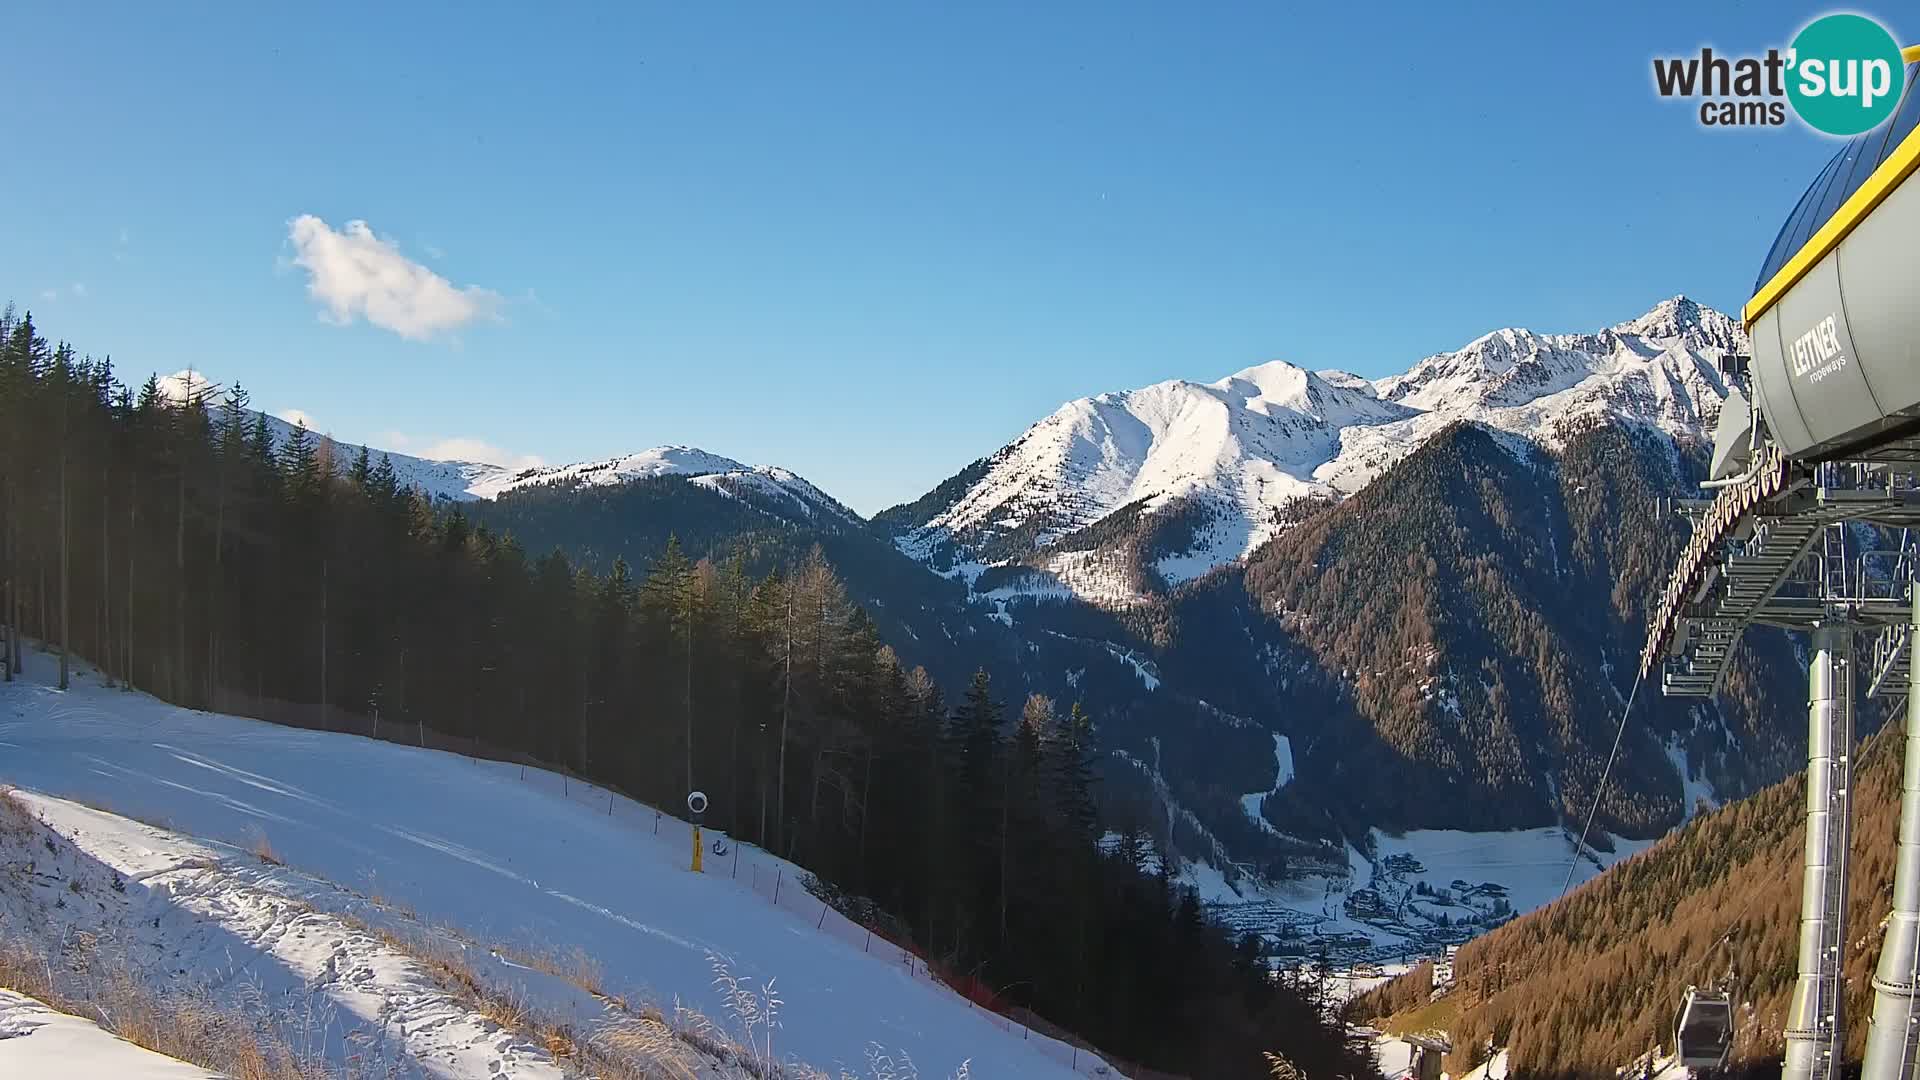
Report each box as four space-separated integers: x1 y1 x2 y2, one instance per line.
1641 45 1920 1080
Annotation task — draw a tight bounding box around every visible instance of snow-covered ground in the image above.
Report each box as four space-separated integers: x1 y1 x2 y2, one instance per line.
0 647 1108 1079
1664 737 1718 823
1316 962 1412 1009
1238 733 1294 838
1362 826 1656 921
0 990 221 1079
1367 1029 1414 1079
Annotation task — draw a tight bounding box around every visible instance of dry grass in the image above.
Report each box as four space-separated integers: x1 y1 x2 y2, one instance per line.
0 938 334 1080
250 829 285 866
343 917 607 1072
1265 1052 1305 1080
0 785 35 840
361 931 979 1080
363 889 416 919
1378 994 1460 1039
352 919 779 1079
513 942 605 998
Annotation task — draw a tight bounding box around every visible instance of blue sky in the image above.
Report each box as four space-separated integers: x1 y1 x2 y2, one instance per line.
0 2 1893 513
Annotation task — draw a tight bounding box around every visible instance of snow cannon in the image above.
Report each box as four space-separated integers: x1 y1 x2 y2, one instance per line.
688 790 708 872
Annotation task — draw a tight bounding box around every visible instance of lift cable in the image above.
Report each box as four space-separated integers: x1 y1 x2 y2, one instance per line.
1557 667 1647 904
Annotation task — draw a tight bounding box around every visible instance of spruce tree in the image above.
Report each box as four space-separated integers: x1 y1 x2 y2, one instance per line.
279 421 318 500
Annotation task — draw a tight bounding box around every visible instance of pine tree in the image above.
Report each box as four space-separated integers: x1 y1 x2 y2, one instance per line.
645 534 695 797
1054 701 1100 851
350 444 373 493
279 420 318 500
370 453 399 506
948 669 1004 955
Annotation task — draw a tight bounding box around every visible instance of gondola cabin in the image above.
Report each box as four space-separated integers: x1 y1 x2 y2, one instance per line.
1673 987 1733 1072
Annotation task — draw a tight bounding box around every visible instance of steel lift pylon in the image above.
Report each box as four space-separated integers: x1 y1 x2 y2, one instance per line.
1641 46 1920 1077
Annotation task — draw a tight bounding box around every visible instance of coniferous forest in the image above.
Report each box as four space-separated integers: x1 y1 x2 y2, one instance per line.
0 306 1378 1079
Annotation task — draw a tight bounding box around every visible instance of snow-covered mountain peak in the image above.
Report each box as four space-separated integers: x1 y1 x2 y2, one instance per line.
1210 361 1413 428
472 445 859 524
893 356 1422 584
891 297 1747 604
1371 298 1739 418
1313 369 1381 399
1613 294 1744 350
1216 359 1312 399
134 374 846 519
470 445 752 497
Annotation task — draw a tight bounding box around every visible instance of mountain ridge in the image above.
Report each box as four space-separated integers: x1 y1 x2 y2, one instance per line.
163 294 1740 594
884 295 1742 604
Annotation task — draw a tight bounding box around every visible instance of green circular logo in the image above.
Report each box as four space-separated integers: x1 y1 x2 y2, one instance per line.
1787 14 1906 136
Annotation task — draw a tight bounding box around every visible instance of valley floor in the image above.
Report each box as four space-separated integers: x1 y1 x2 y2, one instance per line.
1200 825 1655 971
0 647 1104 1079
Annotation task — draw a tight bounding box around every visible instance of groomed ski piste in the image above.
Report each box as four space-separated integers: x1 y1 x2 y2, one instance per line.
0 646 1114 1079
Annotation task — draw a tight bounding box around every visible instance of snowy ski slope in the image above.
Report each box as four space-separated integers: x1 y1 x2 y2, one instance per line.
0 989 222 1079
0 649 1108 1078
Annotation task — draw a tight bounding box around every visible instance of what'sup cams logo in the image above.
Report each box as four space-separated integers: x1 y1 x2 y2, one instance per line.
1653 12 1907 135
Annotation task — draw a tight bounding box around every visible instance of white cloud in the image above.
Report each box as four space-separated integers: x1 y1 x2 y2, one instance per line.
155 370 221 405
71 282 86 297
425 437 544 469
286 215 501 341
380 431 543 470
275 408 320 430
